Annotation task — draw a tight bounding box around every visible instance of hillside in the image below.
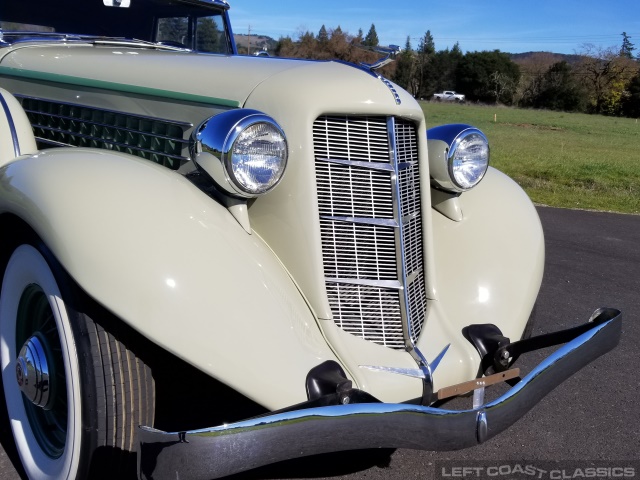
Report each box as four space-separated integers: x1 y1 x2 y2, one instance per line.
234 34 278 54
509 51 584 65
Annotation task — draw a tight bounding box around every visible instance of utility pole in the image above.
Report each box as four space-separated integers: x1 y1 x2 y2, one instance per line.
248 25 251 55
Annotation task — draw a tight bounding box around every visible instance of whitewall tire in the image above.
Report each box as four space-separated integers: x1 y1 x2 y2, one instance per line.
0 243 154 479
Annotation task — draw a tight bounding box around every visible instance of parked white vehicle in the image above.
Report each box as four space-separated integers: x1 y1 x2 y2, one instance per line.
433 90 466 102
0 1 621 479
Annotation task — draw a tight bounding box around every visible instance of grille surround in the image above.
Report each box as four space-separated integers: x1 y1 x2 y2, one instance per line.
16 95 191 170
314 115 427 349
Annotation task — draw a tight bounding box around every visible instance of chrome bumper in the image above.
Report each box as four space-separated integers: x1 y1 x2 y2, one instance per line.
138 308 621 480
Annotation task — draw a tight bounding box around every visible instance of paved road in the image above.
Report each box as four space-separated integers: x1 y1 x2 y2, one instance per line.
0 206 638 479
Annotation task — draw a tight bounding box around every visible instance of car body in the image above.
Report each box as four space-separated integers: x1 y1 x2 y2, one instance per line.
0 1 621 479
433 90 466 102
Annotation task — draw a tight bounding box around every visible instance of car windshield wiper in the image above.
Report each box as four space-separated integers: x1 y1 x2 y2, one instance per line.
90 37 191 51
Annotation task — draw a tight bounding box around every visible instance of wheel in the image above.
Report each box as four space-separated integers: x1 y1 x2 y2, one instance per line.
0 244 154 479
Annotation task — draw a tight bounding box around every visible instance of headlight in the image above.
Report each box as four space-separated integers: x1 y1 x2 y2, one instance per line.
191 110 288 198
427 124 490 193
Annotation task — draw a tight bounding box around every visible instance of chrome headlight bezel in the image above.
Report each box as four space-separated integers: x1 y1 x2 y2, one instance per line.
427 124 490 193
191 109 288 198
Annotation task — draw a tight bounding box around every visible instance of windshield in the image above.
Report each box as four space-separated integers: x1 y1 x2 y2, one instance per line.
0 0 233 54
156 14 230 54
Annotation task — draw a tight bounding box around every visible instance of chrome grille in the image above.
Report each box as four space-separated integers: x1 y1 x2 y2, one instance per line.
326 283 404 348
17 96 191 170
313 116 390 163
395 121 426 341
320 219 398 280
314 115 427 349
316 162 394 218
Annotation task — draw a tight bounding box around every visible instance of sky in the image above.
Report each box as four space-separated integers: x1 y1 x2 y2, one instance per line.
227 0 640 55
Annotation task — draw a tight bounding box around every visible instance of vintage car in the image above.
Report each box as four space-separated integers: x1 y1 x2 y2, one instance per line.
0 1 621 479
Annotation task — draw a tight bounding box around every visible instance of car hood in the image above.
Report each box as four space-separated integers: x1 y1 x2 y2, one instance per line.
0 43 399 108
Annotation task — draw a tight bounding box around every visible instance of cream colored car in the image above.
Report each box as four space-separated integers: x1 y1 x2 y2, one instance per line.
0 1 621 479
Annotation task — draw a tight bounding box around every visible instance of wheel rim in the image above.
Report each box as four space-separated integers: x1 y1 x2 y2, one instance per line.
1 245 82 479
16 285 68 459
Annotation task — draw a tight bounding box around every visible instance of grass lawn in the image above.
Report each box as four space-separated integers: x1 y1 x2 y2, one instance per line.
421 101 640 214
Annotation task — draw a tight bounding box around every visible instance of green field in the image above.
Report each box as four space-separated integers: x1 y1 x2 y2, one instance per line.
421 102 640 214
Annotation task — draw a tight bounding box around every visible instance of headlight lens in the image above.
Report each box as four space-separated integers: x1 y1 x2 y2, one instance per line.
191 110 288 198
229 122 288 195
449 130 490 190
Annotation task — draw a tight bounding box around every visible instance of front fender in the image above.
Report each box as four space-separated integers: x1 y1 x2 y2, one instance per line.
0 149 338 410
428 167 544 344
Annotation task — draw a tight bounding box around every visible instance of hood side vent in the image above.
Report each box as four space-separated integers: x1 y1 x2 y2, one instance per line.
16 95 191 170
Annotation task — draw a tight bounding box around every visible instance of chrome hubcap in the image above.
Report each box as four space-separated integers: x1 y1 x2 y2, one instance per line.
16 335 52 410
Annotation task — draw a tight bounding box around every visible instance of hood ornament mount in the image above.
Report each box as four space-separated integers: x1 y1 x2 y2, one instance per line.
353 44 402 104
357 44 401 71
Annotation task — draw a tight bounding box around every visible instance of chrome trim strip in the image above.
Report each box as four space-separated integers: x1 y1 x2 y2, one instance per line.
316 157 396 172
0 93 20 157
320 215 398 228
32 137 68 148
325 278 403 289
138 310 621 480
429 343 451 372
358 365 426 379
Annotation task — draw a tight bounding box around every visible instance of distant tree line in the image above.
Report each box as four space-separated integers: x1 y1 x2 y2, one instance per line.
275 26 640 118
275 24 387 70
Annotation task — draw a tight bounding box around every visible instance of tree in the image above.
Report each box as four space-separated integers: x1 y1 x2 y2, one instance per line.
393 36 415 93
620 32 635 59
622 72 640 117
413 31 436 98
157 17 189 47
273 25 395 75
326 26 352 61
490 71 518 104
196 17 222 53
428 44 464 93
455 50 520 104
318 25 328 44
533 61 586 111
275 36 294 57
297 30 317 58
576 44 638 114
514 52 561 107
363 24 379 47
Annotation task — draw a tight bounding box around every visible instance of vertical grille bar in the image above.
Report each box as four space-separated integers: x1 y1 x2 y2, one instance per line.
314 115 427 349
